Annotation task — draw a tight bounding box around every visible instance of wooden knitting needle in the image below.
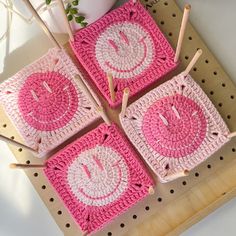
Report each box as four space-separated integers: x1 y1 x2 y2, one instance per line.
75 75 100 108
0 134 38 153
182 49 202 77
56 0 74 41
165 170 189 182
9 163 46 169
148 186 155 195
96 106 111 126
107 73 116 103
22 0 62 49
121 88 130 118
174 4 191 63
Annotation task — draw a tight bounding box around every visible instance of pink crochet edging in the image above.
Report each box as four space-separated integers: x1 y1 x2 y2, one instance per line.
44 123 154 234
70 0 178 107
0 48 100 157
120 74 230 183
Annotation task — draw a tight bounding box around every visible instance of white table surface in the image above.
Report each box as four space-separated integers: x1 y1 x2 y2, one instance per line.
0 1 236 236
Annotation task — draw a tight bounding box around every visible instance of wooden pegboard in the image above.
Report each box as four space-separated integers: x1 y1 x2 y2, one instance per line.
1 0 236 235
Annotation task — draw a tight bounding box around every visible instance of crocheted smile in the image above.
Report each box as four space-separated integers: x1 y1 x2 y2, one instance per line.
67 146 129 206
18 71 78 131
95 22 154 79
142 94 207 158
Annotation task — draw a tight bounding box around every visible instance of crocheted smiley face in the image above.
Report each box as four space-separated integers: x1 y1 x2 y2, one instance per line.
71 0 177 107
95 22 154 80
67 145 129 206
0 48 100 156
142 94 207 158
18 71 78 131
120 74 230 182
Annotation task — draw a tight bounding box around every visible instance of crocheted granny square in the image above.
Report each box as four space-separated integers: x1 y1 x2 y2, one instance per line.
71 0 177 107
120 74 230 182
44 123 154 233
0 48 100 157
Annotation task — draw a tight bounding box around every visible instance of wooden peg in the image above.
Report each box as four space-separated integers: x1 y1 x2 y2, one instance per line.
9 163 45 169
56 0 74 41
174 4 191 63
22 0 61 49
228 132 236 138
96 106 111 126
165 170 189 182
107 73 116 103
0 134 37 153
121 88 130 118
75 75 100 108
182 49 202 77
148 186 155 195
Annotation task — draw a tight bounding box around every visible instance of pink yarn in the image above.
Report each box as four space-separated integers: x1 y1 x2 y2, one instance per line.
44 123 154 234
120 74 230 182
70 0 177 107
0 48 100 157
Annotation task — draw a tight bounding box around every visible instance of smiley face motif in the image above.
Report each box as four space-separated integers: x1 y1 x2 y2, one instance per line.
67 146 129 206
95 22 154 79
142 94 207 158
18 72 78 131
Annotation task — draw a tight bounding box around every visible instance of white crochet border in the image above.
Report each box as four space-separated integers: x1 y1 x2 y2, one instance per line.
120 74 230 182
0 48 100 157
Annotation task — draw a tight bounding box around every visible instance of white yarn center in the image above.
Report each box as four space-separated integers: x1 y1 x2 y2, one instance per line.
67 146 129 206
95 22 154 79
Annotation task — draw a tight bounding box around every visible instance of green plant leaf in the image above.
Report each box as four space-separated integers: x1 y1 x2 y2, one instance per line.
67 15 73 21
45 0 51 5
70 8 78 15
75 16 85 23
80 22 88 27
72 0 79 6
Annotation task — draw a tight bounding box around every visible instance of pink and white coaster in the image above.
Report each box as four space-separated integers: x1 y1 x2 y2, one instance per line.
120 74 230 182
44 123 154 234
71 0 177 107
0 48 100 157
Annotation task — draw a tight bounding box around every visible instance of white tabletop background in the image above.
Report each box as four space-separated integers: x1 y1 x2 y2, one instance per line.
0 0 236 235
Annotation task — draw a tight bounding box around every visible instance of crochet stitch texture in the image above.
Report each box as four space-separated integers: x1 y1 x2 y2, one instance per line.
71 0 177 107
120 74 230 182
0 48 100 157
44 123 154 233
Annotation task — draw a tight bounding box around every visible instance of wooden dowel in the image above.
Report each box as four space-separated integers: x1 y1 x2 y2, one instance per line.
56 0 74 41
165 170 189 181
9 163 45 169
121 88 130 117
148 186 155 195
75 75 100 108
22 0 61 49
0 134 37 153
174 4 191 63
107 73 115 103
228 132 236 138
96 106 111 126
182 49 202 77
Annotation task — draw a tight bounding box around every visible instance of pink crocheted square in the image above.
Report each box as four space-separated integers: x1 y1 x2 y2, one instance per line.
120 74 230 182
70 0 177 107
44 123 154 234
0 48 100 157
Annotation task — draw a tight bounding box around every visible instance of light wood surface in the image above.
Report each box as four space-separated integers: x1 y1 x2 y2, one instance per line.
1 0 236 235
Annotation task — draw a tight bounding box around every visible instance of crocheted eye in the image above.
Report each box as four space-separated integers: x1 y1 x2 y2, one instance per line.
165 164 170 170
212 132 219 136
84 106 92 110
